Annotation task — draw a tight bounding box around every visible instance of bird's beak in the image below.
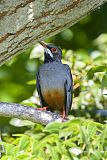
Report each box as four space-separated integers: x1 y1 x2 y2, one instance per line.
38 41 47 48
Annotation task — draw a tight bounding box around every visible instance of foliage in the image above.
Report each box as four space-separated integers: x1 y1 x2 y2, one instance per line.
0 3 107 160
0 119 107 160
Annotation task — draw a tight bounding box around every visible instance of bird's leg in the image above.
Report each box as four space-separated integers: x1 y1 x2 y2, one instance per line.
37 106 49 111
61 107 67 121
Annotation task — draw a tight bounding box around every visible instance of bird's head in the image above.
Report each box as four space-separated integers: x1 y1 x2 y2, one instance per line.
38 41 62 63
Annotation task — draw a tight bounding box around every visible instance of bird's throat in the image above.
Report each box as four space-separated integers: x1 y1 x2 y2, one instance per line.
44 54 54 63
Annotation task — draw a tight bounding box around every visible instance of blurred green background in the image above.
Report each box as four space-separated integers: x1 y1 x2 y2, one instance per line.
0 3 107 119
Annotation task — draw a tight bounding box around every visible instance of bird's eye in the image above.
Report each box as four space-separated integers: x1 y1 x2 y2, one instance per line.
51 48 57 53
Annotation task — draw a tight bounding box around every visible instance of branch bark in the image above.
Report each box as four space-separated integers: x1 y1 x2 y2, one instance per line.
0 102 62 125
0 0 107 66
0 102 106 126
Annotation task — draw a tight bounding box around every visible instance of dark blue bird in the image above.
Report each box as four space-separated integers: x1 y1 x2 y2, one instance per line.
36 41 73 119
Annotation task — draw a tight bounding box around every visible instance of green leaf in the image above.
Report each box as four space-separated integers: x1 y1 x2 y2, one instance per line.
59 119 82 138
81 157 89 160
16 153 31 159
62 118 82 128
104 150 107 158
62 139 77 148
32 134 59 155
59 127 73 139
0 156 15 160
31 139 40 155
79 126 89 146
55 141 66 154
43 122 61 133
90 150 102 160
100 124 107 146
27 79 36 85
12 146 19 157
61 154 72 160
101 74 107 89
46 144 59 160
87 122 97 139
87 65 107 79
18 135 30 151
5 144 14 156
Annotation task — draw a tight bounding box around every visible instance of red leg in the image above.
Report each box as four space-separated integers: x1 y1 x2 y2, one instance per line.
37 106 49 111
60 107 67 121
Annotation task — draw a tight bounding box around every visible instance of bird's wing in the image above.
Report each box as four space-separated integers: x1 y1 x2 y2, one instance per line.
36 70 47 107
65 65 73 115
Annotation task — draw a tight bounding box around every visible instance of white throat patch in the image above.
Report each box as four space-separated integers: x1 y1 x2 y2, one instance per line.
45 48 53 58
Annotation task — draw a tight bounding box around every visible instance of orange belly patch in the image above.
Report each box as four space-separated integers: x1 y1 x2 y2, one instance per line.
42 89 65 111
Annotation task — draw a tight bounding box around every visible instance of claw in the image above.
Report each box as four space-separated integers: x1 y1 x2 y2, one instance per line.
37 106 49 111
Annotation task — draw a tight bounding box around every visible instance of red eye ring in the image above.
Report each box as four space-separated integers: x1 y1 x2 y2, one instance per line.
51 48 57 53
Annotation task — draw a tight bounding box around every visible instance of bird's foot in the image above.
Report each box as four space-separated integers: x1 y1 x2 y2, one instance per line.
61 115 68 122
37 106 49 111
60 109 68 122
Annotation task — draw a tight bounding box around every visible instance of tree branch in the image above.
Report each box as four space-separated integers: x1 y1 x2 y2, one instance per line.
0 102 106 126
0 0 107 66
0 102 62 125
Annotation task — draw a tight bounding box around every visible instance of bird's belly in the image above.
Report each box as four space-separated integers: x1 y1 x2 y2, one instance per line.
42 88 65 111
40 75 65 111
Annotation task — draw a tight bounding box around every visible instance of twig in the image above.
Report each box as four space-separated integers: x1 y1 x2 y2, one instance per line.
0 102 62 125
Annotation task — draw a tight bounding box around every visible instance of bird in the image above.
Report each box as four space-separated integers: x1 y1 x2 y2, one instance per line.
36 41 73 119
